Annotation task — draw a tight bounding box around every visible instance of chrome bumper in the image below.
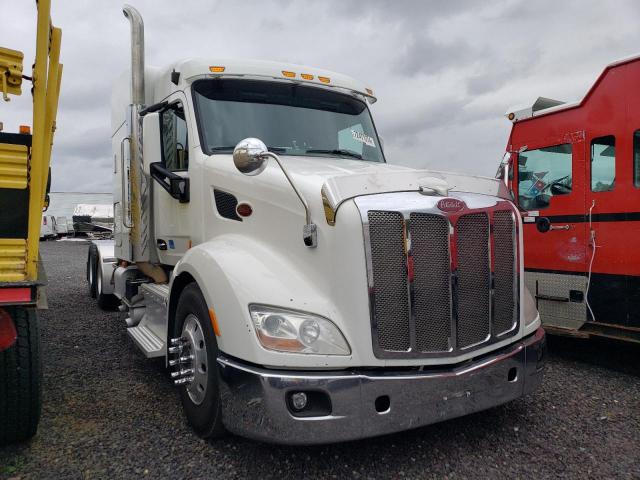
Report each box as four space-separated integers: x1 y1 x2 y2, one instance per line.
217 327 545 445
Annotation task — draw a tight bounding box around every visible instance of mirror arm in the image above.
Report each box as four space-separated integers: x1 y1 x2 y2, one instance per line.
263 152 317 247
150 162 190 203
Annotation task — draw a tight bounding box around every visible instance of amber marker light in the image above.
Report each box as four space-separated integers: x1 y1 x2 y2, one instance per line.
282 70 296 78
209 307 221 336
301 73 314 80
19 125 31 134
508 112 515 121
318 76 330 83
365 88 374 95
209 66 225 73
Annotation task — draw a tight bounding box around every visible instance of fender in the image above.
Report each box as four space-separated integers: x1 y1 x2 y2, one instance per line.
169 234 359 369
92 240 117 295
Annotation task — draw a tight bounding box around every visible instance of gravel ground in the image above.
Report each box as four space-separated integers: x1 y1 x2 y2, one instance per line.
1 240 639 479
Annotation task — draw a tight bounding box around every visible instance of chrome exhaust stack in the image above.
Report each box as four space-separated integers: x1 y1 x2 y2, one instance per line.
121 4 155 263
123 5 144 106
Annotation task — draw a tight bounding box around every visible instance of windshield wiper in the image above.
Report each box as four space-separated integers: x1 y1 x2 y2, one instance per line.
305 149 363 159
209 146 287 153
209 146 235 151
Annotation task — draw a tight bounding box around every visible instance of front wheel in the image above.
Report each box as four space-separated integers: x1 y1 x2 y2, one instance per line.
173 284 225 439
0 307 42 445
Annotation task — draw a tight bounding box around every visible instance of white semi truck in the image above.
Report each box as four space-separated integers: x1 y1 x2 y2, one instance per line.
87 5 546 444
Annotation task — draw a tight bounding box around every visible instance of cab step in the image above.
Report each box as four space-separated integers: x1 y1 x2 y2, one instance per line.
127 323 164 358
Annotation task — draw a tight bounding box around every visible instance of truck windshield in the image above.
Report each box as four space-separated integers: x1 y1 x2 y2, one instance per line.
192 79 384 162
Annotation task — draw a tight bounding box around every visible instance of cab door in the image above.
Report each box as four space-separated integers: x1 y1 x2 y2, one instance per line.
584 133 637 325
152 98 191 266
513 133 588 329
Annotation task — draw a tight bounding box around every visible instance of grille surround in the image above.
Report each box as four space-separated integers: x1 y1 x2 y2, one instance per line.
357 193 519 360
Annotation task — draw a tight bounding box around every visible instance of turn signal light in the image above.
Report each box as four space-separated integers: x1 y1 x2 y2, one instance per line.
209 66 225 73
19 125 31 134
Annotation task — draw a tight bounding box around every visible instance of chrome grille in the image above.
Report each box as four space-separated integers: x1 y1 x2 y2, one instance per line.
492 210 517 336
367 211 411 351
455 213 491 349
360 194 519 360
410 213 452 352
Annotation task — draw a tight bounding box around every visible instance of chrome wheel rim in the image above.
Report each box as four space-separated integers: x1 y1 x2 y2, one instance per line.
181 313 208 405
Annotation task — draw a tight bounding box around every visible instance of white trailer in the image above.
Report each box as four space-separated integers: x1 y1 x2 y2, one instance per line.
87 4 546 444
55 216 68 236
39 215 56 239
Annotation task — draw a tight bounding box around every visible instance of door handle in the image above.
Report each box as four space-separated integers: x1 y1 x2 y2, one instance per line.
536 217 570 233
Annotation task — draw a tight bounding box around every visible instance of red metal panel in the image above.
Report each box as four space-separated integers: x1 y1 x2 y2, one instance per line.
0 287 32 304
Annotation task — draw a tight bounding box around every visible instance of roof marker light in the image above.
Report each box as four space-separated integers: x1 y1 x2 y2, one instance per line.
318 76 330 84
301 73 314 80
365 88 374 95
209 66 225 73
282 70 296 78
19 125 31 134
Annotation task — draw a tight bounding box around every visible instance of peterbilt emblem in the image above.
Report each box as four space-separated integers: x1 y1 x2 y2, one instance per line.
437 198 466 212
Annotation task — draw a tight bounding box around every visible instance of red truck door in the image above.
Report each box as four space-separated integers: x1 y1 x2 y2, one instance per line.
513 133 589 329
583 132 640 326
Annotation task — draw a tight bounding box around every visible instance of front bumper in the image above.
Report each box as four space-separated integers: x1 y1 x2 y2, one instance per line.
217 327 546 445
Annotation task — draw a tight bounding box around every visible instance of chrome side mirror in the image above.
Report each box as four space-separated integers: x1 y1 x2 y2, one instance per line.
233 138 269 176
232 137 318 248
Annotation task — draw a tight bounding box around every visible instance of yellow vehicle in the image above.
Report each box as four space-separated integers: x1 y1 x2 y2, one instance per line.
0 0 62 444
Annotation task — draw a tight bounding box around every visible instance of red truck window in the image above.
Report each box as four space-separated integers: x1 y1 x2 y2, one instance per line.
590 135 615 192
517 144 572 210
633 130 640 187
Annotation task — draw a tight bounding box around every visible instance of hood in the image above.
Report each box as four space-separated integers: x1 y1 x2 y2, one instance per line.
276 155 511 223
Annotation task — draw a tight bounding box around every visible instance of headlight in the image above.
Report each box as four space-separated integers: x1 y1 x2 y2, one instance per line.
249 305 351 355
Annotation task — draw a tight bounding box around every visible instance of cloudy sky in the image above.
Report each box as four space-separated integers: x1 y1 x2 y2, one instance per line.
2 0 640 192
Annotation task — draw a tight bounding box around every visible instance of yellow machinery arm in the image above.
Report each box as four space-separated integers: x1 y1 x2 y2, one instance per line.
0 0 62 282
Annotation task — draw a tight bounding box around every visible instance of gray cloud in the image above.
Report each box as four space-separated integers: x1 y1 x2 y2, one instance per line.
2 0 640 191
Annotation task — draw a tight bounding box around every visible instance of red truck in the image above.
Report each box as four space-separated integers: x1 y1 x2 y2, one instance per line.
499 54 640 343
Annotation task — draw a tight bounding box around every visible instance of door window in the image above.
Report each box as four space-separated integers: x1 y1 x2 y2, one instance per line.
161 105 189 171
590 135 615 192
633 130 640 187
517 143 572 210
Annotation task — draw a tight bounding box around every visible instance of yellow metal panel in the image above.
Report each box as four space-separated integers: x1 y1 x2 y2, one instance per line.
0 46 23 99
0 239 27 282
0 143 28 189
25 0 57 281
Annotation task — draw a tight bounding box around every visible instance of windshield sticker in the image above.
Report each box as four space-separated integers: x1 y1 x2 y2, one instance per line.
351 130 375 147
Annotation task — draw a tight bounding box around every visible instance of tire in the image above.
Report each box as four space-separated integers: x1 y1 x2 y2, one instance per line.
0 307 42 445
87 245 97 298
173 283 225 439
